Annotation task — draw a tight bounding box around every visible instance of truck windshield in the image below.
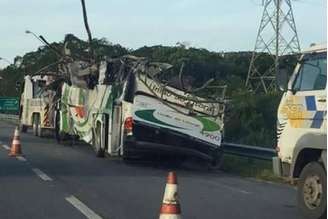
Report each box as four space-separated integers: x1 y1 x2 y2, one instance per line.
32 80 46 98
293 52 327 91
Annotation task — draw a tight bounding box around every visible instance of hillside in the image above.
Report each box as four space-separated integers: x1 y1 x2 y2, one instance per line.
0 34 298 147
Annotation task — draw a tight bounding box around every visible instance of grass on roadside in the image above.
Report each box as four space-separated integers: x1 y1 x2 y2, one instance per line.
221 154 286 183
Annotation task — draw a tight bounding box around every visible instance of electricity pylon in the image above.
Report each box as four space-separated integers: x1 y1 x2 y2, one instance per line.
246 0 301 93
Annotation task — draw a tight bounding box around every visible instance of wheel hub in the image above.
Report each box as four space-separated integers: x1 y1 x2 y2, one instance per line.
303 174 323 209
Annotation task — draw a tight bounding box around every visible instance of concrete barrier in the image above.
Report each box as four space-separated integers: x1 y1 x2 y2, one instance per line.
0 113 19 124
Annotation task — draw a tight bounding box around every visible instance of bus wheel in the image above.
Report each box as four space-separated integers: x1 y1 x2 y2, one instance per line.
55 110 65 143
208 150 224 170
298 162 327 219
93 124 105 157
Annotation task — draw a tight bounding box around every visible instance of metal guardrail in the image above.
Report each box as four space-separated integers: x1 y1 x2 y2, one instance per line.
222 142 276 161
0 113 19 123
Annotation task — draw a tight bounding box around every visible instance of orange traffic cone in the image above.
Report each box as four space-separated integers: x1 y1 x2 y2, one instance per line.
159 171 182 219
9 127 22 157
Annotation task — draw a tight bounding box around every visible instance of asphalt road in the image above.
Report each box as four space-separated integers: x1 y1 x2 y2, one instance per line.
0 121 302 219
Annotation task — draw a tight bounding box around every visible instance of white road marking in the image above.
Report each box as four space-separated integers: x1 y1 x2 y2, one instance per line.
65 195 103 219
2 144 10 150
32 168 53 181
201 180 251 195
16 156 27 162
216 183 251 195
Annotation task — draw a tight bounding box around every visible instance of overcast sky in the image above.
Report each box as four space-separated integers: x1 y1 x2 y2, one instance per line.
0 0 326 68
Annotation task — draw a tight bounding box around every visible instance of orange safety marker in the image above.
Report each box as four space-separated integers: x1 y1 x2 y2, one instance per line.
8 126 23 157
159 171 182 219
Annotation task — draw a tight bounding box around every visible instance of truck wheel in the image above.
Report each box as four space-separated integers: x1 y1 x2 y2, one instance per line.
93 124 105 157
32 115 39 136
37 118 44 137
298 162 327 219
19 123 28 133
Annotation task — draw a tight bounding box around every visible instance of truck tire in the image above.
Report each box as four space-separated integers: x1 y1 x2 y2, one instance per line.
37 117 44 137
32 115 39 136
19 123 28 133
298 162 327 219
93 124 105 157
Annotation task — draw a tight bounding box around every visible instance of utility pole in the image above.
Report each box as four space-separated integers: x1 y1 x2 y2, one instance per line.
80 0 94 60
246 0 301 93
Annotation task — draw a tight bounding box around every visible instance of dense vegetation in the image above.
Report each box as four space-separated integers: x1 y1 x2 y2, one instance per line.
0 34 297 147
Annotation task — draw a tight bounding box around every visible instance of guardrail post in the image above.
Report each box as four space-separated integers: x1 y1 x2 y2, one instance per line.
272 156 282 176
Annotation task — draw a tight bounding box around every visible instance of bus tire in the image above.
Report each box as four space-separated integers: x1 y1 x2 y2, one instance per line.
93 124 105 157
208 150 224 170
55 110 66 143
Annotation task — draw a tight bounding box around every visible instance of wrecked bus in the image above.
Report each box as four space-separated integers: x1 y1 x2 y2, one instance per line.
57 56 226 165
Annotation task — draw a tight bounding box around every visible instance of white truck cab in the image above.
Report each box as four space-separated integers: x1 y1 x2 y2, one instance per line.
19 75 56 136
275 43 327 219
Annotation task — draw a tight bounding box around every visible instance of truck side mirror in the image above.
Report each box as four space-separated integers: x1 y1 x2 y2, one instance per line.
276 68 288 91
15 81 21 91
